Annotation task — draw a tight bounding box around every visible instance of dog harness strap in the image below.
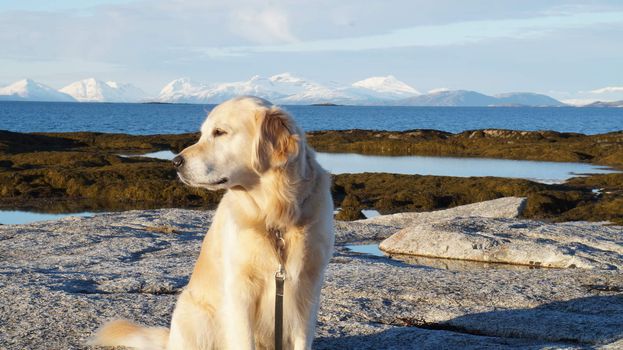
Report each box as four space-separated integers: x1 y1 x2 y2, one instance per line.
272 228 286 350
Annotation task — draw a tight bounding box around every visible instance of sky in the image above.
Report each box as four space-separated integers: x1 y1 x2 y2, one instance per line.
0 0 622 103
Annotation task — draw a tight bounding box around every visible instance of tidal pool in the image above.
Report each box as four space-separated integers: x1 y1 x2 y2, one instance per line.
0 211 93 225
136 150 618 184
344 244 540 271
361 209 381 218
120 150 177 160
317 153 618 184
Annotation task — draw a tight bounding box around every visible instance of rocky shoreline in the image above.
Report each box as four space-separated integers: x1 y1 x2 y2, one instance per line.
0 198 621 349
1 129 622 224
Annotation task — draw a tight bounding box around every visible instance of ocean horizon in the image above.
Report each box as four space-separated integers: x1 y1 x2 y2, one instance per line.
1 100 622 135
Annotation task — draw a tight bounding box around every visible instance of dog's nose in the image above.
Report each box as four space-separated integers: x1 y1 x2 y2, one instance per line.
172 155 185 168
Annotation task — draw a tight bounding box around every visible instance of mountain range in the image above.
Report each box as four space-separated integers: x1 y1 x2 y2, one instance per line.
0 78 146 103
157 73 421 105
0 74 615 107
0 79 75 102
156 74 567 107
59 78 146 103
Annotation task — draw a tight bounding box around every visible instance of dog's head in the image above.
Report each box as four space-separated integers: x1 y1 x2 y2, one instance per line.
174 96 301 190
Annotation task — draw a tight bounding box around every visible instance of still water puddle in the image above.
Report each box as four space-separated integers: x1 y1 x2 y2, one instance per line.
0 211 93 225
120 150 177 160
361 209 381 218
133 150 618 184
317 153 619 184
344 243 541 271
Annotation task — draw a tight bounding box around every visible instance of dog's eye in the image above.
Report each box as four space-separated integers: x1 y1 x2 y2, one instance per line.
212 128 227 137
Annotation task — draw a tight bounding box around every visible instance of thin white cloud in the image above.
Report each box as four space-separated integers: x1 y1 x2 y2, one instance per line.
192 11 623 56
589 86 623 94
229 7 298 44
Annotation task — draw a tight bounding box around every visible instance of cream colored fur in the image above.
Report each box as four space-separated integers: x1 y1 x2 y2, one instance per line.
90 96 335 350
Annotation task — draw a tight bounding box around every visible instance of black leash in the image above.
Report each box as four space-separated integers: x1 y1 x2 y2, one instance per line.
272 228 286 350
275 267 285 350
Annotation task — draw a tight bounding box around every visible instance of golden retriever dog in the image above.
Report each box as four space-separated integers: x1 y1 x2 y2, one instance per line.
91 96 334 349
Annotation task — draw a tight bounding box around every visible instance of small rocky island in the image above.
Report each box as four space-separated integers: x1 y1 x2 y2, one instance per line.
1 198 621 349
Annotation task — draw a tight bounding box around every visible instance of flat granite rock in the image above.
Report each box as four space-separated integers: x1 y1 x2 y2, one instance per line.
0 205 622 349
380 217 623 269
363 196 527 228
335 197 526 245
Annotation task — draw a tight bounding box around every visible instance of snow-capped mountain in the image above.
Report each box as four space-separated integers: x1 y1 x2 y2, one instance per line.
195 75 287 103
60 78 147 102
158 78 210 104
350 75 421 100
159 76 277 104
103 81 147 102
158 73 420 105
266 73 323 96
278 87 357 105
159 73 336 104
268 73 366 104
0 79 76 102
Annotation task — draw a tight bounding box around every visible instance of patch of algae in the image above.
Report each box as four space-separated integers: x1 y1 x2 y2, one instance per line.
1 129 621 224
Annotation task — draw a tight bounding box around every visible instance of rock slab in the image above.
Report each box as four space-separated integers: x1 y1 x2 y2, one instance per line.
380 217 623 269
0 204 622 349
364 196 527 228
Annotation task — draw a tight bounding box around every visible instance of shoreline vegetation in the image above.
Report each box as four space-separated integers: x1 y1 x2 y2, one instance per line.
1 128 622 224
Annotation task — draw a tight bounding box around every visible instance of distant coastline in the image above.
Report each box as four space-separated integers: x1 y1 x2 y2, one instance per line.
1 98 622 108
310 102 341 106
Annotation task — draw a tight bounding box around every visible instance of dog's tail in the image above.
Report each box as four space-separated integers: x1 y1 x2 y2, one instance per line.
88 319 169 350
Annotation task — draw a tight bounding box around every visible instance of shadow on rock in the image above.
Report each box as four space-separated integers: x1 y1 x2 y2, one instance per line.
316 295 623 349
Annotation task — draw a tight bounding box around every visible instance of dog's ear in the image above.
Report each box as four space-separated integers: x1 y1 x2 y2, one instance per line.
252 107 300 173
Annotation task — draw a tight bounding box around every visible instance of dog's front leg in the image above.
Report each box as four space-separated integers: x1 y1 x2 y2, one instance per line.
291 291 320 350
219 217 256 350
287 270 325 350
221 288 255 350
291 245 331 350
